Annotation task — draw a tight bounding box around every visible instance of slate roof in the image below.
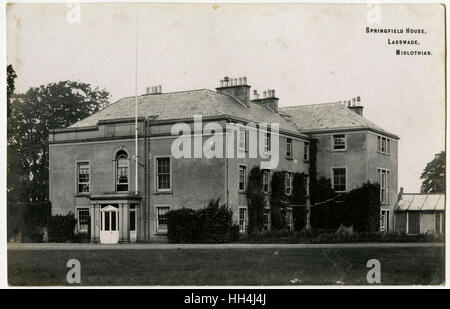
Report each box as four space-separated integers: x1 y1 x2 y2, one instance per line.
279 102 398 139
70 89 300 133
395 193 445 211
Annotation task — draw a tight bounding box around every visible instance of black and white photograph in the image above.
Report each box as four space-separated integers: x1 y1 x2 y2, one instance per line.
2 1 446 288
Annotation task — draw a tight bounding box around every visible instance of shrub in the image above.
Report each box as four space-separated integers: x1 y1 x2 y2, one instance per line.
167 198 236 243
8 201 51 242
48 213 77 242
247 166 266 234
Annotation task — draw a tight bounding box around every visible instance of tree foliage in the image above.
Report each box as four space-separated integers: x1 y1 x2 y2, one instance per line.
7 81 110 203
7 64 17 118
247 166 266 234
420 151 445 193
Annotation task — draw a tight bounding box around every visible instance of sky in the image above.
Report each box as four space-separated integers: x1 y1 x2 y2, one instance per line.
6 3 446 192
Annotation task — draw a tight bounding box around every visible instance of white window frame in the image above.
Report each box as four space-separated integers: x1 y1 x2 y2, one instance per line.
156 205 170 233
263 207 271 231
331 167 347 192
304 142 309 161
264 131 271 152
285 172 293 196
380 209 390 232
155 156 172 192
239 164 247 192
286 138 293 159
238 126 247 152
76 161 90 194
262 169 270 193
76 207 90 232
115 153 129 192
377 168 391 205
377 136 391 155
332 134 347 151
284 208 294 230
304 174 310 197
238 206 247 233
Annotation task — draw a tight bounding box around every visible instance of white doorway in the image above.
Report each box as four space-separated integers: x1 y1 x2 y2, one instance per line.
100 205 119 244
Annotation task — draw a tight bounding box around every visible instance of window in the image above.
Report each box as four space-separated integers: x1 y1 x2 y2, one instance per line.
264 132 271 152
115 151 129 192
130 205 136 232
378 168 391 205
239 165 247 191
286 138 293 158
377 136 391 155
106 125 115 137
285 172 293 196
304 142 309 161
304 175 310 197
157 206 170 233
263 208 270 230
156 157 171 191
77 208 89 232
262 170 270 193
77 162 90 193
380 209 390 232
284 208 294 230
238 126 247 151
332 167 346 192
332 134 346 151
239 207 247 232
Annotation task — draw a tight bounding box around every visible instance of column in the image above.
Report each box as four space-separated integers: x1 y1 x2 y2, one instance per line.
91 203 100 243
119 203 130 243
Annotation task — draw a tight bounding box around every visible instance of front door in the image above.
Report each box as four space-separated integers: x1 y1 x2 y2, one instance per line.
100 205 119 244
130 205 137 242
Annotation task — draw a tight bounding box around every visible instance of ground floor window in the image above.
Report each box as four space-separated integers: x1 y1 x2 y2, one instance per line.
263 208 270 230
157 206 170 233
239 207 247 233
380 209 390 232
284 208 293 230
77 208 89 232
407 212 420 235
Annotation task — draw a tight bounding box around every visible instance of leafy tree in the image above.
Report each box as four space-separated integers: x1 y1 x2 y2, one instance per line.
7 64 17 118
420 151 445 193
7 81 110 203
247 166 265 234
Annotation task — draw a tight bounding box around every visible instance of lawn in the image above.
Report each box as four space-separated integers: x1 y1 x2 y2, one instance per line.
8 247 444 286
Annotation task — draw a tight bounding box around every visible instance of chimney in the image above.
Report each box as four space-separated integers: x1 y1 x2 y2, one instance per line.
146 85 162 95
347 96 364 116
216 76 251 107
251 88 279 112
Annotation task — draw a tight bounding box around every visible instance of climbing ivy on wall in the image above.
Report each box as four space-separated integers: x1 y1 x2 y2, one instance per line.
291 172 306 230
247 166 266 234
270 171 287 230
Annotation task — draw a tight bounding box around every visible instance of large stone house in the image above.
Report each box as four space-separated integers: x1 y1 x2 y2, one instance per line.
48 76 398 243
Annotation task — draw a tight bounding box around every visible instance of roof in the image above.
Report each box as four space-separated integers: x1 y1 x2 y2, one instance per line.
69 89 301 134
395 193 445 211
279 102 398 139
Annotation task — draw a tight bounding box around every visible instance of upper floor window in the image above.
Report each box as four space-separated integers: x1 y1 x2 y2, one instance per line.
77 162 90 193
156 157 171 191
238 126 247 151
304 142 309 161
285 172 293 196
377 136 391 155
264 132 271 152
332 134 346 151
115 151 129 192
239 165 247 191
262 169 270 193
286 138 293 159
332 167 346 192
378 168 391 205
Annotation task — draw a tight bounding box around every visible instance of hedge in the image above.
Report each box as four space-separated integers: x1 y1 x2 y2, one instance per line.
167 198 239 243
48 213 77 242
8 201 51 242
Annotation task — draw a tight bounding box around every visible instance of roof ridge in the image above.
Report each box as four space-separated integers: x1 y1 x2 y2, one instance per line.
280 101 342 108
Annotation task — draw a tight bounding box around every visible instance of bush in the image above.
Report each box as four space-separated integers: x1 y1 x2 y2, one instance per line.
8 201 51 242
167 198 236 243
48 213 77 242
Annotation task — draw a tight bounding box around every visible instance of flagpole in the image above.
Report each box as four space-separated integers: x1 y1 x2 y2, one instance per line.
135 17 139 195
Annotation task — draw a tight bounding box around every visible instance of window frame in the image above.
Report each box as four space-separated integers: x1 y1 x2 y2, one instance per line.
237 126 247 152
155 156 172 192
115 153 129 192
156 205 170 233
286 138 293 159
238 164 247 192
331 167 347 192
285 172 293 196
332 134 347 151
304 142 309 161
76 161 90 194
238 206 247 233
263 207 271 231
76 207 90 232
262 169 270 194
264 131 271 152
377 136 391 155
377 168 391 205
380 209 390 232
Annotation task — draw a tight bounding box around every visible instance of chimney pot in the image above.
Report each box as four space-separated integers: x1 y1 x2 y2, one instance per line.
243 77 247 85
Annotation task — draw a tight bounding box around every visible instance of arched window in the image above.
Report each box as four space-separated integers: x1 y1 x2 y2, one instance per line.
115 150 129 192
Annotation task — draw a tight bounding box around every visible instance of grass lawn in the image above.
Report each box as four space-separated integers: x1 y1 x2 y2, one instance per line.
8 247 444 286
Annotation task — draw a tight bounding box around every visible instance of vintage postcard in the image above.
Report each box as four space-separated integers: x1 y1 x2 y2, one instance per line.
3 1 446 289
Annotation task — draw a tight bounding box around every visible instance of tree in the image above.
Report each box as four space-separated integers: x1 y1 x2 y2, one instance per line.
420 151 445 193
247 166 265 234
7 81 110 203
7 64 17 118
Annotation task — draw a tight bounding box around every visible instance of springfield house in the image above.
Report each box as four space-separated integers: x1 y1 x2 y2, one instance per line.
394 189 445 235
48 76 399 243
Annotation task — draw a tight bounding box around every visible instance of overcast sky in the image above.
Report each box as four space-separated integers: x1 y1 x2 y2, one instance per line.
6 3 445 192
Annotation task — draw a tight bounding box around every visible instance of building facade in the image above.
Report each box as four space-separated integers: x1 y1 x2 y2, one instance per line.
48 76 399 243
